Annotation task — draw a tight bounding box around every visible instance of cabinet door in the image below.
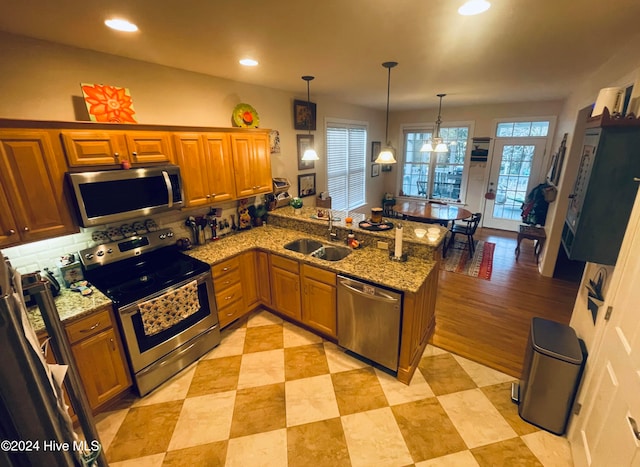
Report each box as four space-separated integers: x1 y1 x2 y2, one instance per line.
230 132 273 198
240 251 259 312
203 132 236 203
0 130 77 244
302 278 337 338
256 250 272 305
125 131 173 165
173 133 211 207
0 184 19 247
72 327 131 409
270 255 301 320
251 133 273 195
61 130 125 166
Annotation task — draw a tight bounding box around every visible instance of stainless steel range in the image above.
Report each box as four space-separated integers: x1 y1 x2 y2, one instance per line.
79 228 220 396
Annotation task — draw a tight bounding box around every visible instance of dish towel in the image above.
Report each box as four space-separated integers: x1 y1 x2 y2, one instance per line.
138 280 200 336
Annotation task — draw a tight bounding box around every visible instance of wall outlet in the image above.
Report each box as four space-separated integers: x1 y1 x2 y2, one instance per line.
377 241 389 250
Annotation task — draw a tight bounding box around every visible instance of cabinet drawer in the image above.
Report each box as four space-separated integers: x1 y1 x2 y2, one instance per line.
65 307 113 344
214 268 241 291
270 254 299 274
217 297 245 328
215 282 243 309
302 264 336 286
212 256 241 278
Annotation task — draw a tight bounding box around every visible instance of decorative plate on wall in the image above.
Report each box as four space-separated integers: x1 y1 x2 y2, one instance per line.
232 103 260 128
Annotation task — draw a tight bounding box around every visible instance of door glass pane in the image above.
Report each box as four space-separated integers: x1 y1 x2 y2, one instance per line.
493 144 534 220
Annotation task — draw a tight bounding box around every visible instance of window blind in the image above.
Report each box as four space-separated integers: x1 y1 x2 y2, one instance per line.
326 123 366 211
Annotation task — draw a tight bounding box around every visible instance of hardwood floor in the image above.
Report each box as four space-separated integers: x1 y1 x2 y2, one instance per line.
432 227 581 378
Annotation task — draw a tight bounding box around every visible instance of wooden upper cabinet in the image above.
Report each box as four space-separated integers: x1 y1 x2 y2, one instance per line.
61 130 124 167
62 130 173 168
173 132 211 207
173 132 236 207
230 132 272 198
0 130 77 247
124 131 173 165
203 132 236 204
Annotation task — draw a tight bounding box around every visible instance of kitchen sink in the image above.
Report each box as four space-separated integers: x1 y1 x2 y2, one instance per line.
283 238 324 254
283 238 352 261
310 245 352 262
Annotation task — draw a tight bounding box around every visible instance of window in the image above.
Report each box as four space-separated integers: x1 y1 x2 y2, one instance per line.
496 121 549 137
326 121 367 210
401 126 469 201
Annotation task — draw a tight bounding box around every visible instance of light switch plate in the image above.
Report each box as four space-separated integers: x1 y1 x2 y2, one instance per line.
377 241 389 250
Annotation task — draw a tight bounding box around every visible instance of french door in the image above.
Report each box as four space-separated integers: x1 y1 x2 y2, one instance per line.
483 138 547 231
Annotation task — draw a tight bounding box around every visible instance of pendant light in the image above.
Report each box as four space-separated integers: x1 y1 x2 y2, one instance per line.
421 93 449 153
375 61 398 164
301 75 319 161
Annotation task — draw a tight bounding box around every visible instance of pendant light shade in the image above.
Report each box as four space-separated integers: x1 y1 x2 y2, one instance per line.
301 75 319 161
420 93 449 153
375 61 398 165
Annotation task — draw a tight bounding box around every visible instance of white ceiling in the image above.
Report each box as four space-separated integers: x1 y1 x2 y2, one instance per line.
2 0 640 111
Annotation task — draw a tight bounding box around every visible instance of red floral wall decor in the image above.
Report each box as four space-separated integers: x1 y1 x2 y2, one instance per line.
80 83 137 123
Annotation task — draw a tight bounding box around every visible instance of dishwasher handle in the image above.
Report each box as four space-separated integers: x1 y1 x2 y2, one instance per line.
339 280 399 303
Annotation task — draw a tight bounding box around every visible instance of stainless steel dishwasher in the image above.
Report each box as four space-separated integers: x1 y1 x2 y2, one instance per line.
337 275 402 371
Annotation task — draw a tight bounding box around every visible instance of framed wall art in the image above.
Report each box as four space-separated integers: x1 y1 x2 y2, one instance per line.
298 173 316 198
297 134 315 170
293 99 316 130
371 141 381 162
371 164 380 177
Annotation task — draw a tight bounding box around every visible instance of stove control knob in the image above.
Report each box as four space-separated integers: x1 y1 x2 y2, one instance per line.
85 253 94 260
106 248 113 254
167 232 174 237
96 250 105 257
159 234 166 239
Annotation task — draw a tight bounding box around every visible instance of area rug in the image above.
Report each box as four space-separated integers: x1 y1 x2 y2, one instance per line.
442 240 495 280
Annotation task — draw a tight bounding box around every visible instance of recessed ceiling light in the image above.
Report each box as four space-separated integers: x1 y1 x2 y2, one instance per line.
105 18 138 32
239 58 259 67
458 0 491 16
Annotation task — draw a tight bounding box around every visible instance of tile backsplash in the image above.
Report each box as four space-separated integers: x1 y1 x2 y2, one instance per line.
1 199 250 279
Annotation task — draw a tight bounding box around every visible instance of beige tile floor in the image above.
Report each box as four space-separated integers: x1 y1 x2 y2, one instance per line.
95 310 574 466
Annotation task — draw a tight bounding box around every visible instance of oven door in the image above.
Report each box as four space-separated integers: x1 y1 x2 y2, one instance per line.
116 270 218 373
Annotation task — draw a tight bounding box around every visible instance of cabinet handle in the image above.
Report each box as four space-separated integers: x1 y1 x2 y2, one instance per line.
8 229 15 235
222 267 229 272
206 194 211 198
223 280 231 285
23 227 29 232
211 193 216 197
80 322 100 333
114 152 120 161
629 416 640 441
224 295 233 301
226 311 234 317
132 151 138 159
110 337 115 351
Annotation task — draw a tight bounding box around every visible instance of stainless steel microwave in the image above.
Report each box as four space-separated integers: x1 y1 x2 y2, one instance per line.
67 165 184 227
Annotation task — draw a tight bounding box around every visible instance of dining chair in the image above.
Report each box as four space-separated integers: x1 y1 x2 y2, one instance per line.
447 212 482 256
416 181 427 196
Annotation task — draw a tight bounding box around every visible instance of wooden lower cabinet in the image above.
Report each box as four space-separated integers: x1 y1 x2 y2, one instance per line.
301 264 337 338
397 265 438 384
269 254 301 320
213 256 249 328
256 250 272 306
65 305 131 411
240 251 259 312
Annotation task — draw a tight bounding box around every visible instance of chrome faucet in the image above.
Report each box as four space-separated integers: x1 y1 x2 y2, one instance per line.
328 210 338 241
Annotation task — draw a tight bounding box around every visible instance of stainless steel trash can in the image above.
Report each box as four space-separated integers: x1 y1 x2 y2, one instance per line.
517 317 586 435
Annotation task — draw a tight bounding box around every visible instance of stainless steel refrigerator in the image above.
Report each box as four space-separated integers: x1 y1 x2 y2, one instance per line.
0 253 107 466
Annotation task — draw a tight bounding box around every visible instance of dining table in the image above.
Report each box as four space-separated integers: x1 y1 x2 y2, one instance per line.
392 201 473 224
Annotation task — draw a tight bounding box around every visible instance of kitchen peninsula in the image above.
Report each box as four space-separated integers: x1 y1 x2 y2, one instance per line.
29 207 444 399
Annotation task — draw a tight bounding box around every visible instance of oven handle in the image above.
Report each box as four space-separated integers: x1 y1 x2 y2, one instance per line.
118 270 212 317
162 170 174 208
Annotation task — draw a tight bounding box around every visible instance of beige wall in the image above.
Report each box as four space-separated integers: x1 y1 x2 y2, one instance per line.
0 31 387 213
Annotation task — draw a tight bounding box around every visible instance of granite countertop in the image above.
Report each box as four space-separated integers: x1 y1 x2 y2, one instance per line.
187 221 442 294
33 206 445 332
28 286 112 334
